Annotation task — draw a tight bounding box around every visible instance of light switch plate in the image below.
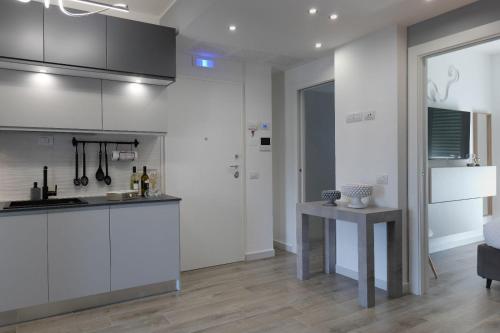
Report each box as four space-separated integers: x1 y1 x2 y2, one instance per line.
249 172 260 180
346 112 363 124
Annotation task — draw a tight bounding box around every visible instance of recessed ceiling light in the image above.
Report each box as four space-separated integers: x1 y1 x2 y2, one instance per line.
309 8 318 15
315 42 323 49
229 25 237 32
17 0 31 3
330 13 339 20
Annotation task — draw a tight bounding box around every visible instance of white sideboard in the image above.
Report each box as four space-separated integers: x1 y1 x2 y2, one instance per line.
429 166 497 204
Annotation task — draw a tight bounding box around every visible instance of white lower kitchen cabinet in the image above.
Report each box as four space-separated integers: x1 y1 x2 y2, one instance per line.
0 212 48 312
110 202 180 291
48 207 110 302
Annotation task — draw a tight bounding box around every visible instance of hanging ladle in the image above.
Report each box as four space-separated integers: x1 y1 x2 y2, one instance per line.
96 143 105 182
80 142 89 187
104 143 112 186
73 143 81 186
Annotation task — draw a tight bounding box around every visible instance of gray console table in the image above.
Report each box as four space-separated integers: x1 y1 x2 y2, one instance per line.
296 202 403 308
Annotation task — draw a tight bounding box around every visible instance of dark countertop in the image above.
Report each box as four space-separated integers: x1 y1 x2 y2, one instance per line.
0 194 181 214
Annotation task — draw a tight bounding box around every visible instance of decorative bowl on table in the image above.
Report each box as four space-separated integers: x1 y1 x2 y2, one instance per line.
341 184 373 209
321 190 341 206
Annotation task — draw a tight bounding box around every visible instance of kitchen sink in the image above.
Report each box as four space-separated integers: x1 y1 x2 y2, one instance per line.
4 198 89 210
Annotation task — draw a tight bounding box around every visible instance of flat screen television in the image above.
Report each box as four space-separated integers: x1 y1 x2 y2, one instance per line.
428 107 471 160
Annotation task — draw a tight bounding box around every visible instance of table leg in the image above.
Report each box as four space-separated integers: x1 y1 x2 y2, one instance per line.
324 219 336 274
297 213 310 280
387 218 403 298
358 221 375 308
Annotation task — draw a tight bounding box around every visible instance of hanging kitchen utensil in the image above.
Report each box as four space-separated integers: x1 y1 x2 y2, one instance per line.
80 143 89 186
104 143 112 186
96 143 105 182
73 143 81 186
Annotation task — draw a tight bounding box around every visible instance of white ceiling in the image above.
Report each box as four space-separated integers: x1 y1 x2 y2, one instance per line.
39 0 479 69
160 0 478 69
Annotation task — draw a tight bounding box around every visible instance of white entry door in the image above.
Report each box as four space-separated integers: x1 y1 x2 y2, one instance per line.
167 76 244 271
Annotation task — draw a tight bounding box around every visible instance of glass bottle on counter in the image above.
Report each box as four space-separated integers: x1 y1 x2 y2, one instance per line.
130 166 140 193
141 166 150 197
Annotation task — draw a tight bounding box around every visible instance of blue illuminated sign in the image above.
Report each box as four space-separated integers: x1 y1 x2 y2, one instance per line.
195 58 215 69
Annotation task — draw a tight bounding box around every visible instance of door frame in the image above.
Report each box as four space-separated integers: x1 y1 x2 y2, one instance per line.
298 80 335 204
408 20 500 295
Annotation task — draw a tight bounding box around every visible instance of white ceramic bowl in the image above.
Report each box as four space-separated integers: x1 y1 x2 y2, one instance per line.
341 184 373 209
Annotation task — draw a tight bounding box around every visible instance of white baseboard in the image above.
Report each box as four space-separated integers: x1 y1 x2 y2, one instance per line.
245 249 276 261
429 229 484 254
273 240 295 253
335 265 388 291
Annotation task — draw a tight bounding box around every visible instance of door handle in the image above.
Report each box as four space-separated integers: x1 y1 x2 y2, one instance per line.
229 165 240 179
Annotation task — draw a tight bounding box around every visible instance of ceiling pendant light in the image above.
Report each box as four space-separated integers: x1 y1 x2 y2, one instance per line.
69 0 129 12
29 0 129 17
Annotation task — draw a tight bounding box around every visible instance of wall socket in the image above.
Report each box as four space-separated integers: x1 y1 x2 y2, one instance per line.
38 135 54 146
346 112 363 124
376 174 389 185
364 111 376 121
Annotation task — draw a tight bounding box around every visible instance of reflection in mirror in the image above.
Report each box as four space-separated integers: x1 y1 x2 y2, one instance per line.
473 112 493 216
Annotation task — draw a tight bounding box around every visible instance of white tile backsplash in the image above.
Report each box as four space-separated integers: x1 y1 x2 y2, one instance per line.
0 131 163 201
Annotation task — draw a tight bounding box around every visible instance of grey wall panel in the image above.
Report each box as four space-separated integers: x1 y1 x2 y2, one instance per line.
44 7 106 69
408 0 500 47
0 1 43 61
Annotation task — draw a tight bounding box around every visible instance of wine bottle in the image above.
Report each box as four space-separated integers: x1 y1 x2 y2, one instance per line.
141 166 150 197
130 167 140 193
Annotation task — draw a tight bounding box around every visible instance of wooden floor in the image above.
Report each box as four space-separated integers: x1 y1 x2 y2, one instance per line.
2 242 500 333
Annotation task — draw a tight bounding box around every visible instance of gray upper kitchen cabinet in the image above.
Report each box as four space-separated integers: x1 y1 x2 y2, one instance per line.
106 17 176 78
0 212 48 312
0 69 102 130
0 1 43 62
48 208 110 302
44 7 106 69
110 202 180 291
102 80 168 132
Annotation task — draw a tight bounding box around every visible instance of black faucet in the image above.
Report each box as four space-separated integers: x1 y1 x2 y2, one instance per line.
42 166 57 200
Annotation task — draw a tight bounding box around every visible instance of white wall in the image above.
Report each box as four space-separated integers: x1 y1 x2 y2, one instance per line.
244 63 274 259
426 46 498 252
272 71 286 249
280 55 335 251
334 26 407 287
277 26 407 288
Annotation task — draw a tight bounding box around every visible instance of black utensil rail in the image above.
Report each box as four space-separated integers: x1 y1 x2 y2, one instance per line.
72 137 140 148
